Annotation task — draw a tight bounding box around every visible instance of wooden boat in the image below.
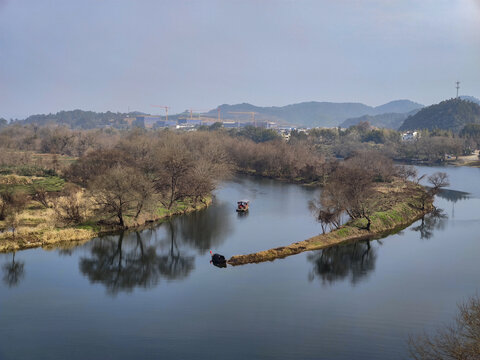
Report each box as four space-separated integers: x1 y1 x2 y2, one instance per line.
236 200 249 212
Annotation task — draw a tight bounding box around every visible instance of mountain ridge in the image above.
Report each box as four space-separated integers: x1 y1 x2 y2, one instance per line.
8 99 426 129
340 108 421 129
207 99 423 127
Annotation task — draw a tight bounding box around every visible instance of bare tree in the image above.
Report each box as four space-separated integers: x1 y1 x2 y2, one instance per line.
309 190 343 234
409 295 480 359
428 172 450 194
52 186 90 225
90 165 154 227
31 184 50 208
416 172 450 210
0 189 28 237
397 165 418 182
153 141 195 209
328 165 376 230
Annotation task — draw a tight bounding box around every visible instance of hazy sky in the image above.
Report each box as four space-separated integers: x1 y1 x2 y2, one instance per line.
1 0 479 119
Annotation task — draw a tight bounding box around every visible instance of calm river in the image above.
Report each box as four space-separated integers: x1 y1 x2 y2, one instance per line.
1 166 479 359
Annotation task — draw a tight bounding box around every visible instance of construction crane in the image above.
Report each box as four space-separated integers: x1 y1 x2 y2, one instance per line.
228 111 257 127
188 109 210 120
151 105 170 121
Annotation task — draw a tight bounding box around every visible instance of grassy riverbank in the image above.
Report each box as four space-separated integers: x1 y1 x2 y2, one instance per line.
228 180 433 266
0 190 211 253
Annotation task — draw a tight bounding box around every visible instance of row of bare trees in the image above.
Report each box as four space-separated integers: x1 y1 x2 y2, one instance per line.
60 131 234 227
1 126 332 230
289 124 476 162
0 124 120 157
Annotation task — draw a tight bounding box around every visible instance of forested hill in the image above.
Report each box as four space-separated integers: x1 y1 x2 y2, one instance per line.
207 99 423 127
16 110 144 129
460 96 480 105
399 98 480 133
340 109 421 130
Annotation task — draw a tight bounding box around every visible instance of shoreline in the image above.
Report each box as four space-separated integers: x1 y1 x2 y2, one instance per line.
228 182 433 266
0 198 212 253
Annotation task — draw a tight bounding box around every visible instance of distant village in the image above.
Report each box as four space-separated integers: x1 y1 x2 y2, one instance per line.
121 113 298 140
120 114 419 142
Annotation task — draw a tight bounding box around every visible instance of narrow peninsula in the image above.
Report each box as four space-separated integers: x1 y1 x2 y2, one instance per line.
228 180 434 266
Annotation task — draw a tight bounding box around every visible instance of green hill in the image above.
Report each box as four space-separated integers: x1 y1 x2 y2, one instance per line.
399 98 480 133
340 109 421 129
17 110 143 129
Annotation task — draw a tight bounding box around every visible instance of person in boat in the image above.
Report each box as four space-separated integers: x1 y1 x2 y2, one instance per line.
236 200 249 212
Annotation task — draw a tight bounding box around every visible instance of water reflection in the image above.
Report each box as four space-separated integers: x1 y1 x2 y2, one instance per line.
156 221 195 280
411 208 447 240
176 203 231 253
436 189 470 218
80 232 160 295
236 211 249 219
307 240 377 286
77 201 233 294
2 252 25 288
436 189 470 203
79 222 195 295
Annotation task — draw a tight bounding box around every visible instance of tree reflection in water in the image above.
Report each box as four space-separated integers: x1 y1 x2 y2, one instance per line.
435 189 469 218
176 203 231 254
79 221 194 295
2 252 25 288
435 189 469 203
411 208 447 240
157 221 194 280
307 240 377 286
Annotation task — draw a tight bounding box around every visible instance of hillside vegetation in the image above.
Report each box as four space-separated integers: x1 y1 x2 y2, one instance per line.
16 110 142 129
400 98 480 133
340 109 420 129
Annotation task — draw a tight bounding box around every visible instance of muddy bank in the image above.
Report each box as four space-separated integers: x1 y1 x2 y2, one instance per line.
228 182 433 266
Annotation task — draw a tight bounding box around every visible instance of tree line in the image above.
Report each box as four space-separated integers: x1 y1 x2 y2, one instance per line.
290 121 480 163
0 123 450 234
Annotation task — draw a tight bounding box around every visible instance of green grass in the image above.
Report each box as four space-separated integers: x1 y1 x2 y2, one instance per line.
0 165 57 177
335 227 353 236
75 223 100 232
0 176 65 194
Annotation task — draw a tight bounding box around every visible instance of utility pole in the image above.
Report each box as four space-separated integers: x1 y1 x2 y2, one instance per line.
456 81 460 98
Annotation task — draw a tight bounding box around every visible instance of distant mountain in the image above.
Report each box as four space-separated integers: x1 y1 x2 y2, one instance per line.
373 100 424 114
460 95 480 105
207 100 423 128
11 99 426 130
340 109 421 130
399 98 480 133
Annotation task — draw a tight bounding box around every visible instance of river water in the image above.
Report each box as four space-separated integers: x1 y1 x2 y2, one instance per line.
1 166 479 359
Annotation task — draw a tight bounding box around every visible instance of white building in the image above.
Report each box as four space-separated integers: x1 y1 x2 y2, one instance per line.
402 131 419 141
